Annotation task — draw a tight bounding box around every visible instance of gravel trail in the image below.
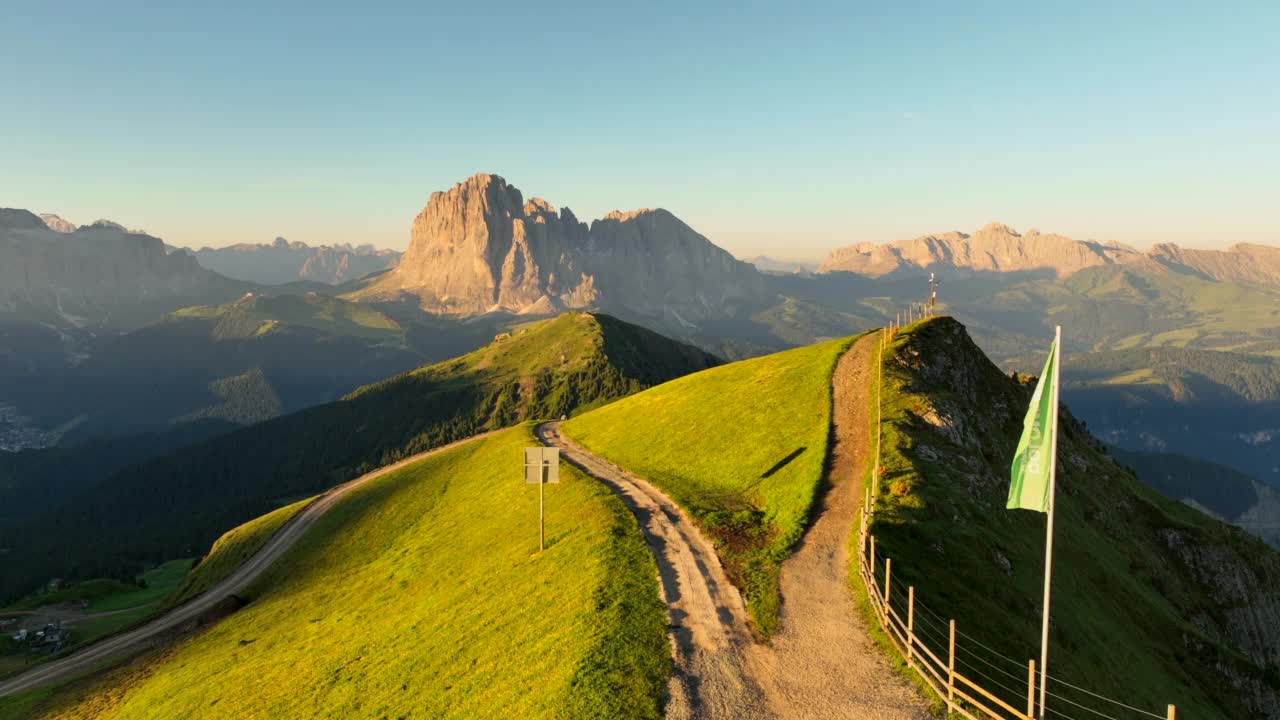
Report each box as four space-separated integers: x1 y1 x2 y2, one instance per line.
544 332 930 719
746 332 930 719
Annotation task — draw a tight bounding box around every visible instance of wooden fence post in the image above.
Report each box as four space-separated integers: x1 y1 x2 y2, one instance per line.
948 620 956 715
1167 705 1176 720
1027 659 1036 719
884 558 892 614
870 536 876 584
907 585 915 662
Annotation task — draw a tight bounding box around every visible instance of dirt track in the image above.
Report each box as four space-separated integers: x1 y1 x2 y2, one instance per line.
543 333 929 719
0 430 498 699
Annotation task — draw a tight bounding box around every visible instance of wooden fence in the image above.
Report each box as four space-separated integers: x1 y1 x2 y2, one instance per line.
863 324 1177 720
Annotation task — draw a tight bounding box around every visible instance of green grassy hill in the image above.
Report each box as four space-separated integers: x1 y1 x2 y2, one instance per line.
0 312 718 605
564 334 858 636
868 317 1280 719
0 426 668 720
175 292 404 342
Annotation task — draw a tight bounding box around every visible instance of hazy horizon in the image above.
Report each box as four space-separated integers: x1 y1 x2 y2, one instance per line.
3 2 1277 256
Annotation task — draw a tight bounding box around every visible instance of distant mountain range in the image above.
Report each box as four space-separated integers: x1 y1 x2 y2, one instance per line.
181 237 400 285
819 221 1280 286
5 185 1277 490
742 256 819 275
0 209 236 328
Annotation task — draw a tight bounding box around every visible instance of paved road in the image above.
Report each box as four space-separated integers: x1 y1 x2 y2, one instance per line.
0 430 497 699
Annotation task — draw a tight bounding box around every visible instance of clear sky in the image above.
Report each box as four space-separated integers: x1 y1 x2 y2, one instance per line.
2 1 1276 257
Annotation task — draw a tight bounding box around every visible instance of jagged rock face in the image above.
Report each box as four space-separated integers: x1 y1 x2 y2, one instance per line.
359 173 765 322
584 209 765 325
820 223 1280 285
189 237 400 285
38 213 77 233
1149 242 1280 286
818 222 1136 277
0 208 223 325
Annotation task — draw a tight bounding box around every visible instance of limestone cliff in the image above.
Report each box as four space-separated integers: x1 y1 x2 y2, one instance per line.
820 222 1280 286
818 222 1135 277
354 173 766 325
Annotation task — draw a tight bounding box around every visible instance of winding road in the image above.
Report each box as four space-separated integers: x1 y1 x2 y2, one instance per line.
0 430 498 699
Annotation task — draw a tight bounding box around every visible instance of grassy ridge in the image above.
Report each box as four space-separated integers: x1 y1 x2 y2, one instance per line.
161 498 311 610
0 312 715 606
865 317 1280 719
564 336 857 636
4 425 668 719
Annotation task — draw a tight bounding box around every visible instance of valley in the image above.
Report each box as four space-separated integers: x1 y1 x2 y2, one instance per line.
3 315 1276 720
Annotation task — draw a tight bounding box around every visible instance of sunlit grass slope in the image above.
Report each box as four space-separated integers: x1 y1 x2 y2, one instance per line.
564 335 859 636
867 317 1280 719
0 311 716 608
161 498 311 610
5 426 667 720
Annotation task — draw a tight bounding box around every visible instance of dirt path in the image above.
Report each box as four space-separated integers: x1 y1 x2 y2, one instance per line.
0 430 499 699
746 332 930 719
537 423 771 720
543 332 929 719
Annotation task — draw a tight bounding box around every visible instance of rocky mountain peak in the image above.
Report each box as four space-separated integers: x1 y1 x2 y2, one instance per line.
0 208 48 231
354 174 766 326
978 221 1019 236
38 213 77 233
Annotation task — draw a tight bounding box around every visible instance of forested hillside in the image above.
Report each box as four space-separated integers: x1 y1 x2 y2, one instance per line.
0 313 718 603
1063 347 1280 485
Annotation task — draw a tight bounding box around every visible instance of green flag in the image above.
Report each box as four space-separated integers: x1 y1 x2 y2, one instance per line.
1009 338 1058 512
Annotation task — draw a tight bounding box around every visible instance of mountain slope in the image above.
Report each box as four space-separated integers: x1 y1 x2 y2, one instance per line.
1112 447 1280 548
870 317 1280 719
186 237 400 285
1063 347 1280 485
1 426 668 719
0 292 424 442
0 209 240 329
0 312 719 603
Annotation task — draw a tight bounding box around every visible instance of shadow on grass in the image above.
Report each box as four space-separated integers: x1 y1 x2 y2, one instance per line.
760 447 807 478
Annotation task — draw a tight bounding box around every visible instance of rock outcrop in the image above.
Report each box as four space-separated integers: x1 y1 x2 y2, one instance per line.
819 223 1280 285
37 213 77 233
1148 242 1280 286
818 222 1136 277
187 237 400 285
356 173 766 325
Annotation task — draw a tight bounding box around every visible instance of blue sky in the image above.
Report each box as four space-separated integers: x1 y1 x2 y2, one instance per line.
2 1 1276 257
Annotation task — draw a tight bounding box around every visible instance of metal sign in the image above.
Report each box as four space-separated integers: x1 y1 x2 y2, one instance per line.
523 446 560 553
523 447 560 484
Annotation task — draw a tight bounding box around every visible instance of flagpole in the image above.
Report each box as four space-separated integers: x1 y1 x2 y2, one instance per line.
1038 325 1062 718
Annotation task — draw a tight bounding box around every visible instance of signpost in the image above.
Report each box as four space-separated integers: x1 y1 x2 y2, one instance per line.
524 447 560 552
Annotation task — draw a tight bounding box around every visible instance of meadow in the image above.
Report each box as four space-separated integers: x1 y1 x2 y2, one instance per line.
1 425 668 719
564 335 858 636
